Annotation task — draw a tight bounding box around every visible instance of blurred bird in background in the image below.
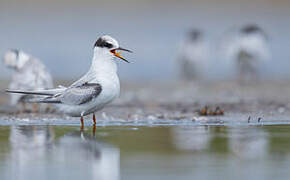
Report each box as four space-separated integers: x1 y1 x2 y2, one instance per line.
220 24 270 82
176 29 210 80
3 49 53 112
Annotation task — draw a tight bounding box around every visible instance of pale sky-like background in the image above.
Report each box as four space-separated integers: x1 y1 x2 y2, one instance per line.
0 0 290 81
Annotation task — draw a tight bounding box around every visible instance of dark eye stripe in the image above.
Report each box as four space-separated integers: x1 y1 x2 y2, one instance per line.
104 42 113 48
94 38 113 48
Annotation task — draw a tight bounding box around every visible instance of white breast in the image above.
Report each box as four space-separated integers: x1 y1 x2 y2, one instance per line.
58 50 121 117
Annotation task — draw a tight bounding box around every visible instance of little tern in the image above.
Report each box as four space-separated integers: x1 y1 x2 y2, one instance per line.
3 49 53 111
176 29 210 80
220 24 270 81
6 35 132 128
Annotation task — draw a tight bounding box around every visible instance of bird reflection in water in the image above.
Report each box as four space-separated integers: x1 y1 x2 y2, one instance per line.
7 126 54 179
5 126 120 180
228 127 269 159
170 126 212 152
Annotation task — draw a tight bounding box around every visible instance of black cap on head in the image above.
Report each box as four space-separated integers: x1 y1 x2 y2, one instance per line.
241 24 262 34
94 37 113 49
188 29 202 41
240 24 268 39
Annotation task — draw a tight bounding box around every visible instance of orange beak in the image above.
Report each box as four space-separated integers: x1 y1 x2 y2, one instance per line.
110 47 132 63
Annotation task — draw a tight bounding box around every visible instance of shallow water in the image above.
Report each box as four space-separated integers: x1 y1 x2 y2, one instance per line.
0 125 289 180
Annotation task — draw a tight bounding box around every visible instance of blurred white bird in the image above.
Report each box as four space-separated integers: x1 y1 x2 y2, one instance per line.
7 35 132 128
3 50 53 111
176 29 210 80
220 24 270 81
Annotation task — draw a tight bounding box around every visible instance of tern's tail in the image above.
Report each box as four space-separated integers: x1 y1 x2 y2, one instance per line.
6 88 65 104
5 87 66 96
25 97 61 104
5 90 54 96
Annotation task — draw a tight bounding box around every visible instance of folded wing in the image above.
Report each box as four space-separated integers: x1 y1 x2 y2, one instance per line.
6 83 102 105
59 83 102 105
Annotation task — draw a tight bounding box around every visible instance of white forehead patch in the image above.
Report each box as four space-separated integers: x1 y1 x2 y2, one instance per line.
101 35 119 48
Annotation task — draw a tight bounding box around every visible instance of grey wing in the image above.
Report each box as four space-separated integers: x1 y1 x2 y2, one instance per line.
59 83 102 105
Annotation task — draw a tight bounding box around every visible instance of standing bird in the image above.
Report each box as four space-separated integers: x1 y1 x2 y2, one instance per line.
176 29 209 80
220 24 270 82
6 35 132 128
3 50 53 112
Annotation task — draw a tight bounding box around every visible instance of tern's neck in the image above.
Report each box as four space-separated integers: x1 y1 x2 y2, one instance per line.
16 52 30 70
89 48 117 75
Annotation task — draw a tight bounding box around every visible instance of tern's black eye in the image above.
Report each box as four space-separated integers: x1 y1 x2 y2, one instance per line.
94 38 113 49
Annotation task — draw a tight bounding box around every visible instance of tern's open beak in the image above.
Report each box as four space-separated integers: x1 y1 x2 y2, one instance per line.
110 47 132 63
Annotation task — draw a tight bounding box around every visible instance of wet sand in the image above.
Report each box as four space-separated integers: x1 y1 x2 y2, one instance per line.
1 80 290 126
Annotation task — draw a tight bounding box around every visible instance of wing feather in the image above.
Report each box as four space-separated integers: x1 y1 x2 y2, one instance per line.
6 83 102 105
59 83 102 105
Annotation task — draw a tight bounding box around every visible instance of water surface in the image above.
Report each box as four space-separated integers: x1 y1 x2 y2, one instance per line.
0 125 289 180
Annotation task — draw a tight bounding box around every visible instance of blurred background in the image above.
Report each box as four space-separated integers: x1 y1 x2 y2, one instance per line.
2 2 290 179
0 0 289 82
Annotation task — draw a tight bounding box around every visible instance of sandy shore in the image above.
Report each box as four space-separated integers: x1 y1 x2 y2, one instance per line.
1 80 290 126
